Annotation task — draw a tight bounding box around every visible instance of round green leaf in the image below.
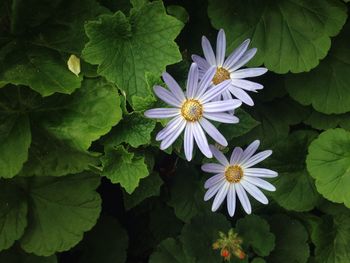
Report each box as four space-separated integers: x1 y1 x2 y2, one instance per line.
312 215 350 263
20 173 101 256
0 115 31 178
149 238 195 263
267 131 321 212
267 215 309 263
208 0 347 73
286 22 350 114
0 43 82 96
40 78 122 150
0 247 57 263
307 128 350 208
0 180 28 251
82 1 184 102
304 110 350 131
236 215 275 257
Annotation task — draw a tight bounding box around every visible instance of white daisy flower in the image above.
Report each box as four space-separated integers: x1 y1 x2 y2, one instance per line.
202 141 277 217
192 29 268 106
144 63 242 161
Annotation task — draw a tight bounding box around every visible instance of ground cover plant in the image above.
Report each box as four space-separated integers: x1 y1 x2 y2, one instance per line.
0 0 350 262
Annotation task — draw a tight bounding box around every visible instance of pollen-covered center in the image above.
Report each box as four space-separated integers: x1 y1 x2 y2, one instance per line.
225 165 244 183
181 99 203 122
212 67 230 85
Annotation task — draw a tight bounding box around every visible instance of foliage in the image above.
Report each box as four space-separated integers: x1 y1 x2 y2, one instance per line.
0 0 349 262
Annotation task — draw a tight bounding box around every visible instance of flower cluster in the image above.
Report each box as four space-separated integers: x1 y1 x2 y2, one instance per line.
212 229 245 261
145 29 277 216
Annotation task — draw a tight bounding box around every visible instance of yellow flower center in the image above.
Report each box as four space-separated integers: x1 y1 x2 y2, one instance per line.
212 67 230 85
225 165 244 183
181 99 203 122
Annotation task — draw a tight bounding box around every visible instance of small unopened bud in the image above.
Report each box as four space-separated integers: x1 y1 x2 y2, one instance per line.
221 248 231 260
234 248 246 259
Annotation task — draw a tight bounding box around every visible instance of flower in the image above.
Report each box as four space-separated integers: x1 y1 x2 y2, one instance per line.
192 29 267 106
144 63 242 161
202 141 277 216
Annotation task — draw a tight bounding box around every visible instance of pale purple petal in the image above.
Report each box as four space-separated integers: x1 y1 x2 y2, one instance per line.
186 63 199 98
153 86 182 107
231 79 263 91
160 119 186 150
203 112 239 124
240 180 268 204
162 72 186 102
216 29 226 66
200 119 228 146
227 184 236 217
202 36 216 65
203 99 242 113
230 147 244 164
239 140 260 164
244 168 278 178
235 183 252 214
204 180 226 201
200 79 231 103
212 181 230 212
244 177 276 192
192 54 210 70
242 150 273 168
231 68 268 78
156 115 183 141
204 173 225 189
195 66 216 99
144 108 180 119
193 122 212 158
184 123 194 161
202 163 225 174
209 145 229 166
228 86 254 106
229 48 257 72
223 39 250 69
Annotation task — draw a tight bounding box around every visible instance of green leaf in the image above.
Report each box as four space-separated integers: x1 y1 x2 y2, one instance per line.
0 247 57 263
40 78 122 150
236 215 275 257
286 22 350 114
180 213 231 263
123 172 163 210
10 0 62 34
0 114 31 178
105 112 156 148
232 97 310 147
208 0 347 73
20 173 101 256
0 43 82 96
251 258 266 263
220 108 259 141
82 1 184 102
167 5 189 24
312 215 350 263
33 0 108 54
20 129 99 177
149 238 195 263
267 131 321 212
306 128 350 208
0 179 27 251
78 216 128 263
267 215 309 263
167 163 210 223
101 145 149 194
304 110 350 131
